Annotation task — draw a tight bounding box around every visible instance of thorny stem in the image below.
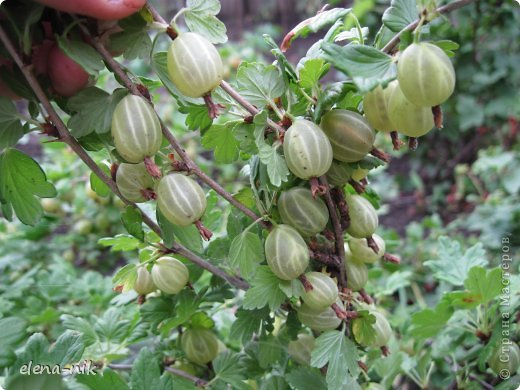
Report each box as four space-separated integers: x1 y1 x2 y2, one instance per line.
0 25 249 292
382 0 477 53
359 288 374 304
318 176 347 288
331 187 350 231
370 147 391 163
309 250 340 266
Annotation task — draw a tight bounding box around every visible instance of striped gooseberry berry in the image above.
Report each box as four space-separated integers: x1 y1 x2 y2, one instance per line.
283 119 333 180
301 271 338 309
397 42 455 107
288 333 315 366
156 173 207 226
111 94 162 163
151 256 189 295
353 310 392 347
363 83 396 132
349 233 385 264
167 32 224 98
115 162 154 203
297 302 342 332
181 329 219 365
320 109 375 163
134 267 156 295
278 187 329 236
487 342 520 376
265 224 309 280
387 82 434 138
345 194 378 239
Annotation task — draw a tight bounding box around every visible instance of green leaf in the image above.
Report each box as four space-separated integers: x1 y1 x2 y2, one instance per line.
0 317 27 347
201 124 239 163
67 87 127 137
258 142 290 187
424 237 487 285
56 36 104 75
464 266 502 303
77 368 130 390
228 231 264 278
48 331 85 366
190 311 215 330
286 367 328 390
321 43 396 93
160 289 205 333
0 97 24 150
61 315 98 346
178 103 212 131
263 34 298 83
445 267 503 308
131 348 162 390
0 148 57 225
409 299 454 339
5 373 65 390
112 264 137 293
157 208 203 253
89 163 111 197
184 0 228 44
111 13 152 60
434 40 460 57
372 350 406 389
237 63 286 108
313 81 356 122
281 8 351 51
229 307 270 344
299 58 330 89
258 335 284 368
351 311 377 346
311 330 360 390
213 352 247 389
99 234 141 251
243 266 287 311
232 122 258 155
382 0 418 32
139 296 176 328
121 206 144 241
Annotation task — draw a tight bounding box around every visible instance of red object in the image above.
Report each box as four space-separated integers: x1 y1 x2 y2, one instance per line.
33 0 146 20
47 44 89 97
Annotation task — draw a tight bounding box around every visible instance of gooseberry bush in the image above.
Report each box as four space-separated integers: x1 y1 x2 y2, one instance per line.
0 0 518 389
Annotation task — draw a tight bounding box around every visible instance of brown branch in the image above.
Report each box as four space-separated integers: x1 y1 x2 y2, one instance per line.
0 25 248 292
318 176 347 288
382 0 477 53
77 22 267 229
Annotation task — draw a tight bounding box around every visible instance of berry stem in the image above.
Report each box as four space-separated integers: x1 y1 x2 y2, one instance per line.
298 274 314 292
140 188 157 201
390 131 403 150
195 220 213 241
359 289 374 304
408 137 418 150
432 105 443 128
203 93 224 119
144 156 162 179
309 177 327 198
348 179 366 194
366 236 380 254
383 253 401 264
370 147 391 163
309 250 341 266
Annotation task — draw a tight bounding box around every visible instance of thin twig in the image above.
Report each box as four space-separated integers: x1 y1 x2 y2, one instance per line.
318 176 347 288
77 22 266 229
382 0 477 53
0 25 248 291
